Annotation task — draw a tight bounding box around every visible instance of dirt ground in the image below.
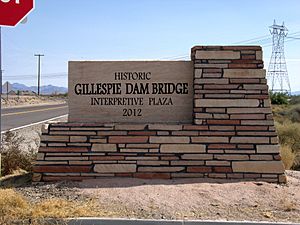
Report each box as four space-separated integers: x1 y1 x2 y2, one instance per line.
15 170 300 223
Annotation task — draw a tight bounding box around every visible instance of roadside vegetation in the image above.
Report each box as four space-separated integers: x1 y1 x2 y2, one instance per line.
0 189 105 225
271 93 300 170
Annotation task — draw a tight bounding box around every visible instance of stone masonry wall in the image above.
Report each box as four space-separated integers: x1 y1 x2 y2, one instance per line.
33 46 286 183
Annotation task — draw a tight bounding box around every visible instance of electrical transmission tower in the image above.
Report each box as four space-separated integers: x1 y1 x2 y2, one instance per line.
267 20 291 94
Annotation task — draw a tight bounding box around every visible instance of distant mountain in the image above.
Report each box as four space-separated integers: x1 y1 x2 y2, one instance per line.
292 91 300 96
11 83 68 94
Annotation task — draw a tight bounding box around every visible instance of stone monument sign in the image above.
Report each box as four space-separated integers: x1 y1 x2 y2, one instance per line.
33 46 286 183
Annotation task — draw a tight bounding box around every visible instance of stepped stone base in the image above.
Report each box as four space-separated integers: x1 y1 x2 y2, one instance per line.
33 45 286 183
33 122 285 183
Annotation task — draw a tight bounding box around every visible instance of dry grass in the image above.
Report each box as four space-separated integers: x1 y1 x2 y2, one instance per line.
273 103 300 170
0 189 111 225
280 145 296 169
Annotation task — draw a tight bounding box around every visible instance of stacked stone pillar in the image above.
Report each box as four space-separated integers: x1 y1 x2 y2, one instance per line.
32 46 286 183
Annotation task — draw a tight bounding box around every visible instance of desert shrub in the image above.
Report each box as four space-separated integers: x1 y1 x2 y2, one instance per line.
290 95 300 105
280 145 296 169
0 131 37 176
289 105 300 123
275 122 300 169
270 92 289 105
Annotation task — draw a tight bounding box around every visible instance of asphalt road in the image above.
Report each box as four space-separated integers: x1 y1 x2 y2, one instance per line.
1 103 68 132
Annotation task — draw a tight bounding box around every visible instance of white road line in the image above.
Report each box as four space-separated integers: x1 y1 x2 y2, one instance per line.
1 114 68 134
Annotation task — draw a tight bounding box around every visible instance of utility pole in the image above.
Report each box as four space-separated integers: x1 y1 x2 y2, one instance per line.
34 54 44 95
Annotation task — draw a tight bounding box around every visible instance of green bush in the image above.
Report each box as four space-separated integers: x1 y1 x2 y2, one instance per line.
270 92 289 105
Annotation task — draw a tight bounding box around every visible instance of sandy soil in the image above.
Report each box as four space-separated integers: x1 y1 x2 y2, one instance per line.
15 170 300 223
1 95 66 108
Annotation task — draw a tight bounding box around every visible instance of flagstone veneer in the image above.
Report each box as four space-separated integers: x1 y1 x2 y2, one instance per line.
33 46 286 183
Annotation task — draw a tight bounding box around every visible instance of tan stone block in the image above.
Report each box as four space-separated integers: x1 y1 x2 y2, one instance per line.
191 136 228 143
157 131 170 135
115 124 146 130
138 167 184 172
223 69 266 78
47 153 81 156
257 145 280 153
126 144 160 149
137 161 169 166
181 154 213 160
171 161 205 166
271 136 279 144
243 84 268 90
195 99 259 108
256 51 263 60
36 153 45 160
206 161 230 166
150 136 189 144
175 130 202 135
109 136 148 143
194 63 228 69
215 154 249 160
94 164 136 173
50 131 96 136
148 124 182 130
90 138 107 143
195 50 240 59
194 69 202 78
34 161 68 165
232 161 285 173
194 78 229 84
91 144 117 152
126 156 159 161
45 156 88 161
250 155 273 160
241 120 274 126
120 148 148 153
48 143 67 147
160 144 206 153
70 136 87 142
68 143 91 147
279 174 287 183
69 161 93 165
227 108 272 114
32 173 42 182
171 173 204 178
41 135 69 142
208 173 227 178
230 137 269 144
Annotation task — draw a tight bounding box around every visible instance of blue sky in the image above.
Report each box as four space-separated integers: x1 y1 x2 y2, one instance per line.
2 0 300 91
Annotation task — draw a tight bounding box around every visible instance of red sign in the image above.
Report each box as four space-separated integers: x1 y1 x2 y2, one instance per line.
0 0 35 27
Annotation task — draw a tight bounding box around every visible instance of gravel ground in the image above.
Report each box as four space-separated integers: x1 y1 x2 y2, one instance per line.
15 170 300 223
